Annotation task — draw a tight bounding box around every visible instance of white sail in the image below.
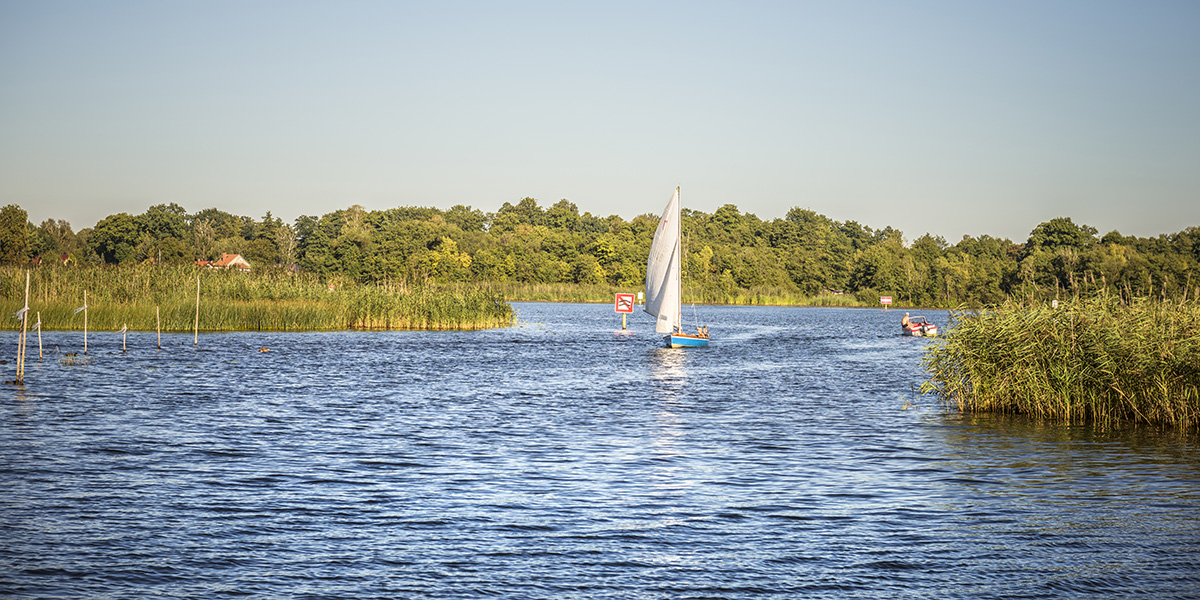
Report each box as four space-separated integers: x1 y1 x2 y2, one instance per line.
644 187 682 334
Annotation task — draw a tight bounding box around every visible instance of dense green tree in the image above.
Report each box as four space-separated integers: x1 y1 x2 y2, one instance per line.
295 214 338 276
491 198 545 232
546 200 580 232
90 213 140 263
780 209 841 294
445 204 487 232
571 253 605 284
156 237 190 263
576 211 611 234
1023 217 1097 256
192 208 242 239
709 204 756 247
139 203 189 242
0 205 30 264
31 218 80 260
840 221 875 251
241 238 278 268
850 244 900 293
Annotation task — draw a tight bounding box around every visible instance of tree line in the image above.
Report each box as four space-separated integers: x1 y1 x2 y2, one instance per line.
2 199 1197 307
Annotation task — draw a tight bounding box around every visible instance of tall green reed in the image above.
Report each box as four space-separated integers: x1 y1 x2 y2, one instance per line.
921 295 1200 428
2 265 512 331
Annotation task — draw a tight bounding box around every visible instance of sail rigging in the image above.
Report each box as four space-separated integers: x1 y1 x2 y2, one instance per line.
645 187 709 347
645 187 682 334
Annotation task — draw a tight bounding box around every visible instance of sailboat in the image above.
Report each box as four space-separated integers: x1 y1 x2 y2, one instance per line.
645 187 710 348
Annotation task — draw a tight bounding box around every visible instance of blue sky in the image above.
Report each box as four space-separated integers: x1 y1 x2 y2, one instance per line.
2 0 1198 243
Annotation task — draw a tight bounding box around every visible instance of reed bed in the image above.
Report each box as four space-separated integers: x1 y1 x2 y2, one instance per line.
721 288 862 307
474 280 870 307
469 282 625 303
1 265 512 331
686 282 868 307
921 295 1200 428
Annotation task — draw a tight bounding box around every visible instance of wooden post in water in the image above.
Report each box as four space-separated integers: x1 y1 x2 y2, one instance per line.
194 275 200 347
14 271 29 384
156 306 161 350
36 311 42 359
83 290 89 356
122 324 127 352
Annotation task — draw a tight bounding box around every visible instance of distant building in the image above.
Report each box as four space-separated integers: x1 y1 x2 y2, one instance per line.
213 253 251 271
198 253 252 272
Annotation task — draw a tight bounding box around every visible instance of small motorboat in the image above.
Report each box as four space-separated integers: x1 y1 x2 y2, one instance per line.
902 316 938 337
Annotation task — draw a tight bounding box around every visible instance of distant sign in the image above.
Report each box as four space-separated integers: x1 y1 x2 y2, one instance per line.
880 296 893 305
615 293 636 313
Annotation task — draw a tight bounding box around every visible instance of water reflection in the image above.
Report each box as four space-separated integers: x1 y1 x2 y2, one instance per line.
929 413 1200 502
936 413 1200 466
920 412 1200 594
646 347 687 392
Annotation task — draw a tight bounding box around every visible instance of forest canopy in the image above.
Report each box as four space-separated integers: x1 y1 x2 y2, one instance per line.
2 200 1197 308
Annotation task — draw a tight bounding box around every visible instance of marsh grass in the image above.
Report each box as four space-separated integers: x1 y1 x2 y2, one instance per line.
921 295 1200 428
478 280 869 307
2 265 512 331
468 282 625 303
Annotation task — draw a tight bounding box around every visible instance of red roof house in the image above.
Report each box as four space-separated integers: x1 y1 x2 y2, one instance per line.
210 253 252 272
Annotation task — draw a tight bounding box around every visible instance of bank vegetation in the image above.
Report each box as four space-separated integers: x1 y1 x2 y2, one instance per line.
921 294 1200 428
0 264 512 332
4 199 1198 309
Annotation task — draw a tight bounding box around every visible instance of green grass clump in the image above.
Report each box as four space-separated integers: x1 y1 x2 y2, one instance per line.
1 265 512 331
921 295 1200 428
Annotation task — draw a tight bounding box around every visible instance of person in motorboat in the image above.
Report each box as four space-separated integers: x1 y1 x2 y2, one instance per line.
901 313 910 327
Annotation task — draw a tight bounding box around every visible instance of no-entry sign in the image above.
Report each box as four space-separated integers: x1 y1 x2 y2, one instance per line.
614 293 635 313
880 296 893 305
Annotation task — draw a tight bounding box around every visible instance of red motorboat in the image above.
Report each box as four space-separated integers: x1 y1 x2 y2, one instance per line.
902 316 938 337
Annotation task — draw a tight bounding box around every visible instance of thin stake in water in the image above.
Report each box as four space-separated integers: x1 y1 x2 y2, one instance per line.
73 290 89 355
13 271 30 384
194 275 200 347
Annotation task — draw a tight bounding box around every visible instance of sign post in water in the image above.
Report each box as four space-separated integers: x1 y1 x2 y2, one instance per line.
880 296 893 310
615 293 635 331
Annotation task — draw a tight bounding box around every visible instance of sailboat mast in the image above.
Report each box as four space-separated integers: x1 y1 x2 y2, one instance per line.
675 186 682 330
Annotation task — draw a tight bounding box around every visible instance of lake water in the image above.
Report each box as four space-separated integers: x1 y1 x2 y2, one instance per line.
2 303 1198 599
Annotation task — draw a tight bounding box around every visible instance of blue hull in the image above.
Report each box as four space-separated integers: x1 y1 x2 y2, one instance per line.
666 334 709 348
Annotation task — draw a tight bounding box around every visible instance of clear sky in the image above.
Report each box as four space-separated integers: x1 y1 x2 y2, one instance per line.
2 0 1198 243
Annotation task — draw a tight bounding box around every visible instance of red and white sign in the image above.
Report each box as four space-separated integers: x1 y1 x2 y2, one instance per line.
880 296 893 305
614 293 635 313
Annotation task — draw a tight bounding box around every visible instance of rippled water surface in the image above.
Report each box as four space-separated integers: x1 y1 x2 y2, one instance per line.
3 303 1198 599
